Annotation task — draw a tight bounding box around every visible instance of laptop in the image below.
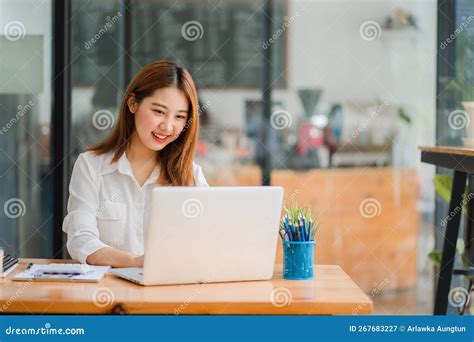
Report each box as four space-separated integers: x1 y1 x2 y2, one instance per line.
110 186 284 285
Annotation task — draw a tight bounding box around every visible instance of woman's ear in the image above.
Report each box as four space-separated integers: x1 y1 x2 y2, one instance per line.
127 94 138 114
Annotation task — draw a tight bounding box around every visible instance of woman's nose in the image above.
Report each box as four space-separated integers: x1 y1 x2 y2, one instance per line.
159 118 173 133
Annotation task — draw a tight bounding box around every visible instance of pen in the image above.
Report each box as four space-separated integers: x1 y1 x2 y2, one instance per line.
279 229 285 240
283 216 291 240
281 218 287 241
292 220 299 241
300 214 306 241
296 216 301 241
302 216 307 241
36 273 81 279
295 215 299 241
306 219 311 241
42 272 81 276
299 216 305 241
287 216 296 241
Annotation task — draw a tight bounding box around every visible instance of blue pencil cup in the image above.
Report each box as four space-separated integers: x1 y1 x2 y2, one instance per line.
283 241 315 280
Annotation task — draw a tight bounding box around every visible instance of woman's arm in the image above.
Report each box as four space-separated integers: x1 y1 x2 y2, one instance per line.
86 247 143 268
63 154 140 267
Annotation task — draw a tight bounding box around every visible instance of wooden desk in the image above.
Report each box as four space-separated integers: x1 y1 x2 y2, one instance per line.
420 145 474 315
0 259 372 315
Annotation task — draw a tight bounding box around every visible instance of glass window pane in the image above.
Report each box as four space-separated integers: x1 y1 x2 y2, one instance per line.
70 0 124 162
131 0 282 186
268 0 436 313
0 0 53 257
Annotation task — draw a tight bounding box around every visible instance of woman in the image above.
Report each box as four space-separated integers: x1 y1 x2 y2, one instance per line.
63 60 208 267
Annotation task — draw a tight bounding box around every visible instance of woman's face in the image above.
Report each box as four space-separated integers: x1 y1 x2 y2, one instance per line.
128 87 190 152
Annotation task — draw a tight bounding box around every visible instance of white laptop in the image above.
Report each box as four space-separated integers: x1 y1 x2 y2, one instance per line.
110 186 284 285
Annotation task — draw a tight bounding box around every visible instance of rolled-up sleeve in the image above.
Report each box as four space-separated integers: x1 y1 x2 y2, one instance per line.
62 154 107 264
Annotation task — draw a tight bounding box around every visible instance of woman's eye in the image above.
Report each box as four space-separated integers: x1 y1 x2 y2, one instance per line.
177 115 186 120
153 109 164 115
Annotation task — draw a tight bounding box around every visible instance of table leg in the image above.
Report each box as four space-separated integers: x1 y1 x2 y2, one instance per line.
434 170 467 315
465 175 474 267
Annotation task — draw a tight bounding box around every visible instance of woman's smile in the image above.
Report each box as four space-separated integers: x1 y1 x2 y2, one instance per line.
151 131 171 143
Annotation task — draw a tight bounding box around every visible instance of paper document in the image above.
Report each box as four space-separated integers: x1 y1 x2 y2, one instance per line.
12 264 110 283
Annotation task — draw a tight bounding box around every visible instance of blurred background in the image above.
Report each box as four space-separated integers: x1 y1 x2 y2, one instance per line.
1 0 473 314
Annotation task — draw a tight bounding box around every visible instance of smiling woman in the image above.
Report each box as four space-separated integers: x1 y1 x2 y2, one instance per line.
89 60 201 187
62 60 209 268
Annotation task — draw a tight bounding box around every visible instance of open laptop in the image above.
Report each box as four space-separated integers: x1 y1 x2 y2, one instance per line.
110 186 284 285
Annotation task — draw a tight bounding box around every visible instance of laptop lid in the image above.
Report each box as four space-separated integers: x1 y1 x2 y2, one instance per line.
142 186 283 285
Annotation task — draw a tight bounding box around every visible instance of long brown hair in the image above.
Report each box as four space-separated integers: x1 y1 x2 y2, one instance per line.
88 60 199 186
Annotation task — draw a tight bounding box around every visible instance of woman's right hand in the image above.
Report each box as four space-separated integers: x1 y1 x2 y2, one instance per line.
86 247 144 268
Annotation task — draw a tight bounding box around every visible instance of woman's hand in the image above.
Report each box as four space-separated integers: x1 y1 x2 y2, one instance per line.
86 247 144 268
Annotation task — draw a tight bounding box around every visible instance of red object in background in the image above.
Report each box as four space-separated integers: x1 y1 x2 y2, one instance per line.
196 141 208 156
296 122 324 156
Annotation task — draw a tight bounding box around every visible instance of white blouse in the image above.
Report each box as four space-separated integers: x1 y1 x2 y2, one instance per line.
62 151 209 264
